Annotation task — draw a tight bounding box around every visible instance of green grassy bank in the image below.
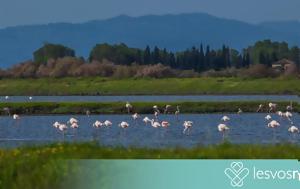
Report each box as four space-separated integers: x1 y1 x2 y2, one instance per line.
0 101 297 115
0 77 299 95
1 142 300 188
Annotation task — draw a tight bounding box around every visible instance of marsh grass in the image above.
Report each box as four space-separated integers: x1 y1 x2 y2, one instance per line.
0 77 299 95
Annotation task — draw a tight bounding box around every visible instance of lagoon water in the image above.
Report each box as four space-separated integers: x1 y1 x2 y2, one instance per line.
0 113 299 148
0 95 298 102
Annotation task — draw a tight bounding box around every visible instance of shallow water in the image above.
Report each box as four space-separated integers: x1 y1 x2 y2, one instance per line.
0 113 299 148
0 95 298 102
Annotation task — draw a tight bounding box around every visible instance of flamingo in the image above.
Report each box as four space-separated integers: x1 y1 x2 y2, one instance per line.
265 115 272 121
53 121 61 128
282 111 293 124
13 114 20 120
267 120 280 142
175 106 180 120
132 113 139 120
269 103 277 112
70 122 79 129
154 111 159 120
58 124 67 131
103 120 112 127
221 116 230 122
164 105 172 114
161 121 170 137
151 119 161 128
69 122 79 137
286 102 293 111
125 102 133 114
92 120 103 138
118 121 129 137
285 111 293 119
161 121 170 128
67 117 79 136
288 126 299 133
237 108 242 114
218 123 229 132
277 111 283 117
119 121 129 129
143 117 152 125
257 104 263 112
288 125 299 141
267 120 280 128
218 123 229 140
153 105 160 112
183 121 193 135
68 117 78 124
58 123 68 140
86 110 91 117
93 120 103 128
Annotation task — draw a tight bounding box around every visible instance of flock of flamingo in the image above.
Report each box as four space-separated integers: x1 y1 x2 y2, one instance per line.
2 95 299 142
50 102 193 139
45 101 299 141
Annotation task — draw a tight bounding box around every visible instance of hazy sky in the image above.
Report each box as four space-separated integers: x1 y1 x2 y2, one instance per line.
1 0 300 28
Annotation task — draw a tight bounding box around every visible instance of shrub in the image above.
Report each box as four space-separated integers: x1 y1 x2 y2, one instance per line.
48 57 83 78
135 64 175 78
239 64 279 78
72 61 115 77
7 60 37 78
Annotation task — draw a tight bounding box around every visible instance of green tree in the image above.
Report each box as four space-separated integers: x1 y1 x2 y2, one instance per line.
89 43 137 65
33 43 75 63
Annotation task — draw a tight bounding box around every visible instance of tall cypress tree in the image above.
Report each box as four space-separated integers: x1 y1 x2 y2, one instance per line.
143 46 151 64
205 45 211 69
152 46 160 64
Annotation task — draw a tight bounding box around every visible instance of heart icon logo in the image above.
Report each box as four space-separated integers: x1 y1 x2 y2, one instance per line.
225 162 249 187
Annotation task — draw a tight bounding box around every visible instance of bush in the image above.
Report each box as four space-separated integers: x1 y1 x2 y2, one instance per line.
7 60 38 78
284 63 298 77
238 64 279 78
73 61 115 77
135 64 175 78
49 57 84 78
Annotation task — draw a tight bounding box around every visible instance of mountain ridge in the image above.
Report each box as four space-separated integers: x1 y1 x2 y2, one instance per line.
0 13 300 68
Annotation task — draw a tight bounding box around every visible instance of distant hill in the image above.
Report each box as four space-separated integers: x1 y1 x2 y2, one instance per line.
259 20 300 34
1 13 300 68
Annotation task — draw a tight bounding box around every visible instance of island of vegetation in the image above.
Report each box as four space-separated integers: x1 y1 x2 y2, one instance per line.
0 101 297 115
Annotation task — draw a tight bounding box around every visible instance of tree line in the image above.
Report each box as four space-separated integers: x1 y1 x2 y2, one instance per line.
88 43 251 72
2 40 298 79
34 40 298 73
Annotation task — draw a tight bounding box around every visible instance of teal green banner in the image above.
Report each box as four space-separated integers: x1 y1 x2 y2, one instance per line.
67 160 300 189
